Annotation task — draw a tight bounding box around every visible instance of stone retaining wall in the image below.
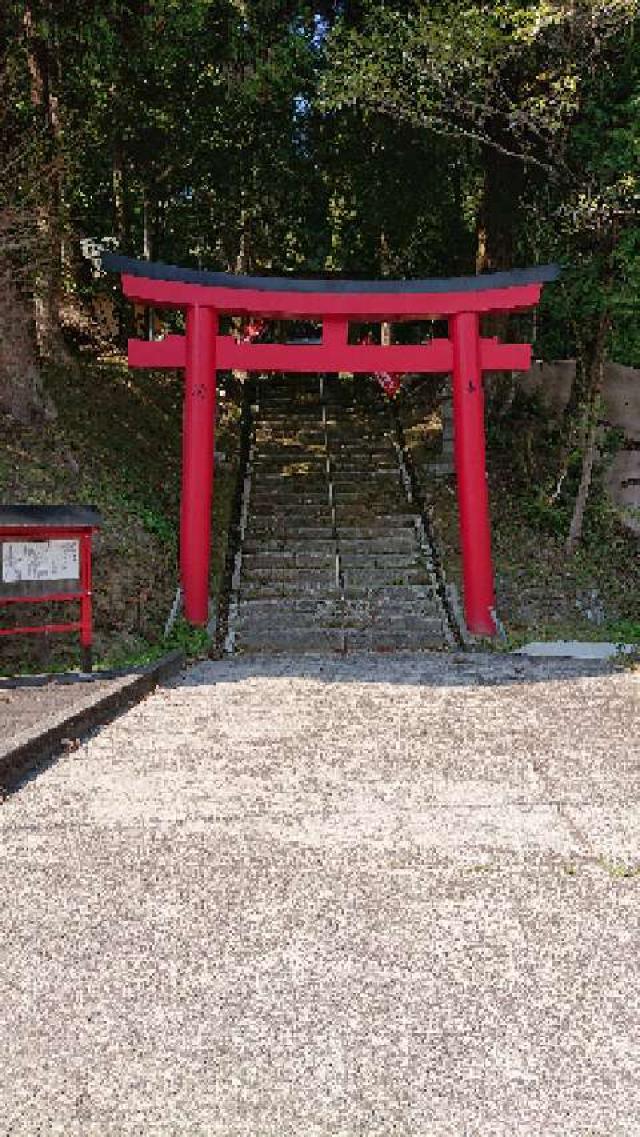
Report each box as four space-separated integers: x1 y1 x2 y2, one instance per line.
515 360 639 533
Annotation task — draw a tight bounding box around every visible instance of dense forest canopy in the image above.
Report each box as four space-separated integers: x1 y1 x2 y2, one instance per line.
0 2 638 395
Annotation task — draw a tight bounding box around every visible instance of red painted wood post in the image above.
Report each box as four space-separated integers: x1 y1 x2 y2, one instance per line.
79 530 93 670
450 310 497 636
182 304 218 624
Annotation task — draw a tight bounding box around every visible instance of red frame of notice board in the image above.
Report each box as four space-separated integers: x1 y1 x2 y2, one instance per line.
0 524 95 670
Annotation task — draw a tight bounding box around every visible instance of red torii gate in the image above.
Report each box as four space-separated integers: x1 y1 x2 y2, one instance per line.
103 254 559 637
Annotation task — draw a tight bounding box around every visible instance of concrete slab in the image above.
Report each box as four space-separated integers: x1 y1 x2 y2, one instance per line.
0 651 185 791
513 639 638 659
0 651 638 1135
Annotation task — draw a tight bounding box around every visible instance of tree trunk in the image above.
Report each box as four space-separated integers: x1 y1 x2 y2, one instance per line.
142 192 154 340
565 315 609 555
0 267 56 424
565 393 601 555
475 144 523 275
23 3 68 363
476 144 525 416
235 205 251 274
112 142 128 247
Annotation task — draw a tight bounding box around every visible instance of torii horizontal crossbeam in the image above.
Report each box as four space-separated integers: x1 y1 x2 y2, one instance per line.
127 333 532 374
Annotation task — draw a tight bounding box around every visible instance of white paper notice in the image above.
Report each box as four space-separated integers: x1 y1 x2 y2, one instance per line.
2 540 80 583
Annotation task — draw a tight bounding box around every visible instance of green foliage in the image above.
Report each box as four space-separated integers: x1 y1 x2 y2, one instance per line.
97 616 211 671
163 617 211 656
605 618 640 645
137 506 176 549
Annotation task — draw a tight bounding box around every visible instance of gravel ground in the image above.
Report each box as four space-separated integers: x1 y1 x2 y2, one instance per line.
0 650 638 1136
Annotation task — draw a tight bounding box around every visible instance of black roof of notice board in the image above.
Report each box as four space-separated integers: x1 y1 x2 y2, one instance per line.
0 505 102 528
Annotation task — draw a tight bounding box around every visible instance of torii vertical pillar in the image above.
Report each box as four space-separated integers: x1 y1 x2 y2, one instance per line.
182 304 218 624
451 311 496 636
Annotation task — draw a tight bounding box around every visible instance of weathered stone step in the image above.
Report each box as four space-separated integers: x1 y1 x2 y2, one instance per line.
258 404 322 413
247 508 334 525
241 561 336 580
243 541 338 559
255 473 328 486
256 430 325 442
261 390 322 397
333 491 407 508
245 522 335 540
253 457 328 468
241 575 433 603
340 565 429 587
332 487 404 502
242 550 336 570
237 598 341 618
345 624 445 651
339 533 416 552
247 512 416 530
235 603 441 633
259 414 322 423
329 423 388 434
241 535 416 555
329 442 393 453
235 615 344 636
331 469 401 483
251 485 330 499
259 388 320 398
341 535 417 552
262 380 321 388
340 513 416 528
332 506 411 525
236 593 439 618
329 462 398 473
341 545 420 563
234 625 346 653
254 447 327 460
341 566 429 586
249 496 331 511
252 484 329 497
233 622 446 654
328 433 392 443
341 557 424 576
258 392 322 401
342 583 436 602
240 580 338 599
251 473 328 483
258 419 324 429
243 553 420 578
240 581 436 602
330 452 394 464
340 593 438 615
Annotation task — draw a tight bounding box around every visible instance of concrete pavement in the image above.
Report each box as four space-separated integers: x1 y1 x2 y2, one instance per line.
1 651 638 1135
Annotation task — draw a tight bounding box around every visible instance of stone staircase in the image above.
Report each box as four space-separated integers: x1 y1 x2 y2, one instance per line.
225 373 453 653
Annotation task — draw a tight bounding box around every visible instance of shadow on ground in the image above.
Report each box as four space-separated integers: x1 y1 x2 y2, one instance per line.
178 649 624 689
